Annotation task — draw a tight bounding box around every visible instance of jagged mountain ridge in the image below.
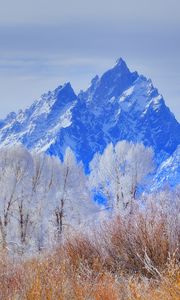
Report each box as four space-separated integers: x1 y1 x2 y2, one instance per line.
0 58 179 186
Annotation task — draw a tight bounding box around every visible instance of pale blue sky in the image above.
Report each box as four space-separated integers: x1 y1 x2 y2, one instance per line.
0 0 179 120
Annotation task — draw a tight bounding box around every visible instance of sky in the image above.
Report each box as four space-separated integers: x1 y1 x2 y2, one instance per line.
0 0 179 121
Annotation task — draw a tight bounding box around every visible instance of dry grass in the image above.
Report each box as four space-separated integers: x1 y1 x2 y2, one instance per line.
0 199 179 299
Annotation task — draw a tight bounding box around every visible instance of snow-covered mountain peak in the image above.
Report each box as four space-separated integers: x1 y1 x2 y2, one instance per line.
30 82 76 118
55 82 74 94
0 82 77 150
80 58 139 110
0 58 179 189
37 82 74 102
115 57 130 71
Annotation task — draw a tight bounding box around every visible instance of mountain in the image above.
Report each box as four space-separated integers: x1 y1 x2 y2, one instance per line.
0 58 179 185
152 145 180 189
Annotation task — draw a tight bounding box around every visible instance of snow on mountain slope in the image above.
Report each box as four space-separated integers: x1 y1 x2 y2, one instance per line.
0 83 77 152
0 58 179 186
152 145 180 189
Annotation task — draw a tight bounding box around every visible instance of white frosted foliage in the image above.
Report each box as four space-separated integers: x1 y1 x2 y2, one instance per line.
0 145 96 253
89 141 154 213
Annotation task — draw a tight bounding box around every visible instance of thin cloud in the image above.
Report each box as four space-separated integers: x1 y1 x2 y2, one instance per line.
0 0 179 120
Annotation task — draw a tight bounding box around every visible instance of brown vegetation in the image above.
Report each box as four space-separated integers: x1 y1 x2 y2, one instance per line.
0 199 179 300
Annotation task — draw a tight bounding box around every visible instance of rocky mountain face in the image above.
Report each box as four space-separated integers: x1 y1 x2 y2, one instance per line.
152 145 180 189
0 58 179 187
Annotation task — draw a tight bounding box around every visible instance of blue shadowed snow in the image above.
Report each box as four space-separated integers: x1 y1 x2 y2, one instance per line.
0 58 179 189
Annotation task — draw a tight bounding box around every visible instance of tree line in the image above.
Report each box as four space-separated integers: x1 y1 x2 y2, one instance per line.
0 141 155 254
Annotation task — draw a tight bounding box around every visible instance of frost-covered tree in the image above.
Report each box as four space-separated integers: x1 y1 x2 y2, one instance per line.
0 145 97 253
89 141 154 213
51 147 96 243
12 148 34 253
30 153 60 251
0 145 33 250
